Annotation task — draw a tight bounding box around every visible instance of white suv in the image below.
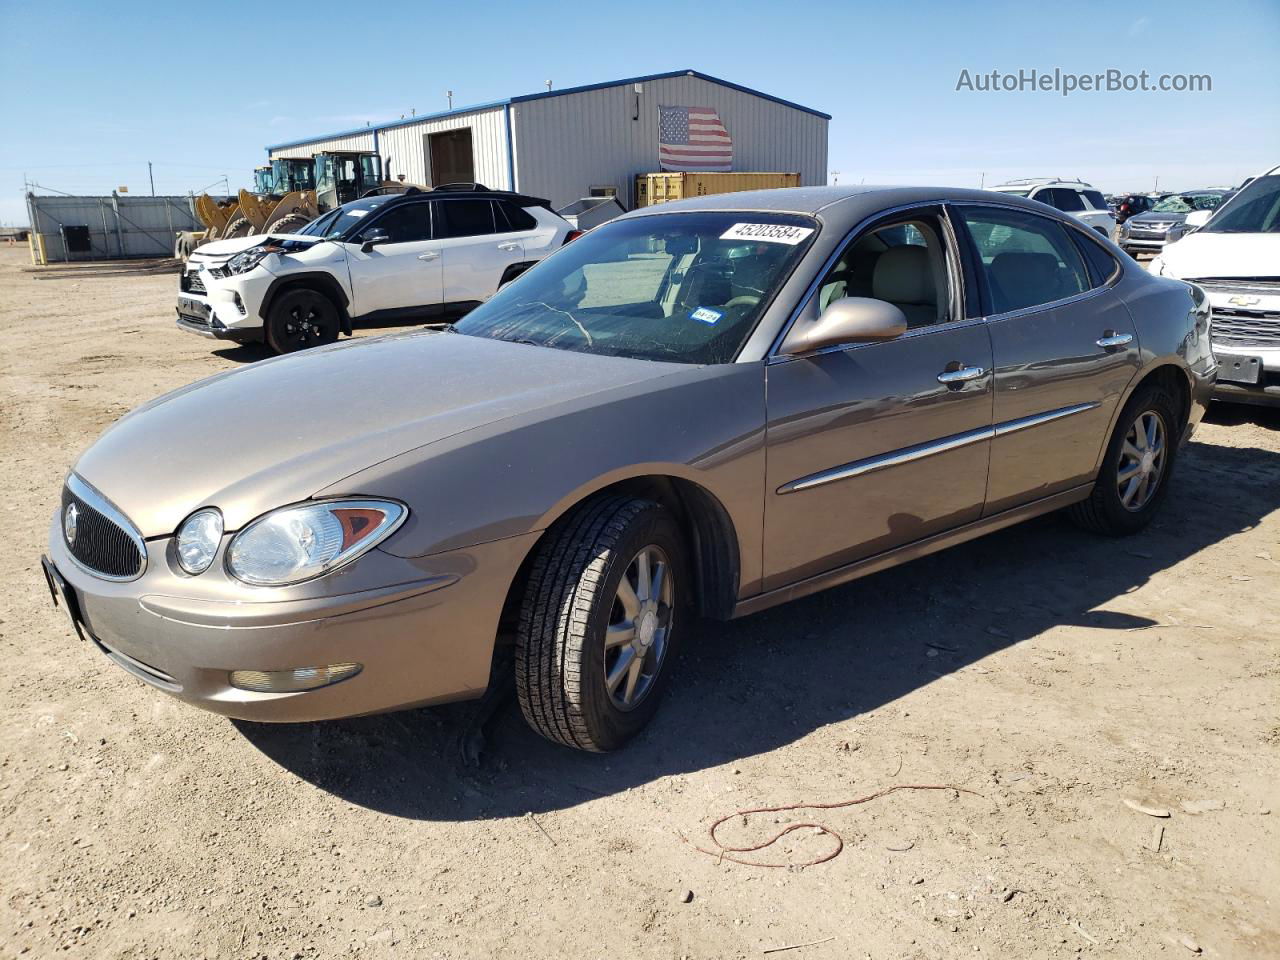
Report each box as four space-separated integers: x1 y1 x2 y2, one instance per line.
990 179 1117 238
176 187 576 353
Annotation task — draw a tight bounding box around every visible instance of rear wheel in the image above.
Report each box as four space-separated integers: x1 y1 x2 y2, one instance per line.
265 288 340 354
1069 382 1181 535
515 496 686 752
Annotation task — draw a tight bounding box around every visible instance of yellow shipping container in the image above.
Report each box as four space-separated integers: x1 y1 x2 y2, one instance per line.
633 172 801 208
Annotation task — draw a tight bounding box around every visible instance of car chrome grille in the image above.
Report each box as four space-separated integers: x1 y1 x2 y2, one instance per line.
180 270 206 294
1210 308 1280 349
1190 278 1280 295
61 480 146 580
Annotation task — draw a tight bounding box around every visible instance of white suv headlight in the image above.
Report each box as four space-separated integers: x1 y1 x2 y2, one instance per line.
227 500 406 586
226 244 281 275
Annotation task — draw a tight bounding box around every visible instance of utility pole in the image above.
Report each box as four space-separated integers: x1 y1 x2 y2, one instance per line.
148 161 155 196
1153 175 1159 192
447 90 453 109
979 171 985 189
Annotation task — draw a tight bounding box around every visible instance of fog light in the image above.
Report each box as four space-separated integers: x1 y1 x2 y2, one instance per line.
229 663 361 693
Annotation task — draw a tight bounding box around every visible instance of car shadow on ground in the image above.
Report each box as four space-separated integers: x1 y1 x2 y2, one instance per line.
234 431 1280 821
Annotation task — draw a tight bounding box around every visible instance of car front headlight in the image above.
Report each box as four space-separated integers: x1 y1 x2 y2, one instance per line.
225 244 282 275
226 499 406 586
176 508 224 575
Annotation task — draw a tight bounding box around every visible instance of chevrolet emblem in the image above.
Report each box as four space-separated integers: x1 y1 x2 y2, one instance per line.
1227 295 1261 307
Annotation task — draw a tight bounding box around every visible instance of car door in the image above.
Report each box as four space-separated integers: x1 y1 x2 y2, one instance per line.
762 207 994 590
435 198 525 305
342 201 443 316
952 204 1140 516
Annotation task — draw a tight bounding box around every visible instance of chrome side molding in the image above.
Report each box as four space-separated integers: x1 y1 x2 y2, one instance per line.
992 401 1101 437
778 401 1102 494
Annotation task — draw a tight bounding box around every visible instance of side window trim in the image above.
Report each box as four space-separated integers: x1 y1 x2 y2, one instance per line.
948 201 1105 321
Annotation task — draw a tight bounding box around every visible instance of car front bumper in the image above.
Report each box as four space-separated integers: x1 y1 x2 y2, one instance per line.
1205 288 1280 407
175 265 275 342
43 512 537 721
1120 229 1170 251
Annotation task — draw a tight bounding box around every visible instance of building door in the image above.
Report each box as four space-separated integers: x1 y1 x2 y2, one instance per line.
426 129 475 187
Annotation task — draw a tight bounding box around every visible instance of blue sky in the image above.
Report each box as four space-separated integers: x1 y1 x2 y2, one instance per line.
1 0 1277 226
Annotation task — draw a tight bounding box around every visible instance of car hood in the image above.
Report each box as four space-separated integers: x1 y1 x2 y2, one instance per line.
192 233 323 257
1129 211 1187 225
72 330 684 537
1156 232 1280 280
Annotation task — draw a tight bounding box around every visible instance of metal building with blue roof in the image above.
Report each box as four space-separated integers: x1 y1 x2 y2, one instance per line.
265 70 830 210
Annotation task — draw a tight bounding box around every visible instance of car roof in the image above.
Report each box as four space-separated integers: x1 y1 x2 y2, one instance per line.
344 187 552 210
618 184 1060 229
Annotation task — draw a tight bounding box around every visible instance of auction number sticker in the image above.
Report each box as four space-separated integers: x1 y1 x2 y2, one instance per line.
720 223 814 245
690 307 723 325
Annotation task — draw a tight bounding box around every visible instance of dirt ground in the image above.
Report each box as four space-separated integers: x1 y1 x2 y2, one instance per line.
1 245 1277 960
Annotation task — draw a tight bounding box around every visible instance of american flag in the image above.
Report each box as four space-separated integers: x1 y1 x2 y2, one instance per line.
658 105 733 172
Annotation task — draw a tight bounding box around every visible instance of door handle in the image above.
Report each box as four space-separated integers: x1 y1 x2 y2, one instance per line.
937 365 986 385
1096 332 1133 348
417 251 439 261
497 241 520 251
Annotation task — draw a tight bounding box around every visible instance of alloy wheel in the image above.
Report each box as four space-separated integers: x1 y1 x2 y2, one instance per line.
1116 409 1167 512
603 544 674 711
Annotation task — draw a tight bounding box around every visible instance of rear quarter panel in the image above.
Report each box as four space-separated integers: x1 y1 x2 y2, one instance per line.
1105 266 1214 452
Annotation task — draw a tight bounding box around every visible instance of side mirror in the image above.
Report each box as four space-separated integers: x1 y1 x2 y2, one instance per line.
780 297 908 356
1183 210 1212 230
359 229 391 253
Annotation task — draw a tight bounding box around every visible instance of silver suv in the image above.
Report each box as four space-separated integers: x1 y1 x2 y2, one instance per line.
991 179 1117 239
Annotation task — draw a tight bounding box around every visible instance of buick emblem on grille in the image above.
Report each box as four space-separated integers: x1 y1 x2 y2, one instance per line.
64 502 78 546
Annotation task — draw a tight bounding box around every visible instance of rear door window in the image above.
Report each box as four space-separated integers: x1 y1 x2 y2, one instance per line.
435 199 497 238
957 207 1091 314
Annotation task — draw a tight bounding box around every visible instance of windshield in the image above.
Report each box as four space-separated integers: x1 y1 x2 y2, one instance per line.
295 198 390 239
1201 175 1280 233
452 212 818 364
1151 193 1223 213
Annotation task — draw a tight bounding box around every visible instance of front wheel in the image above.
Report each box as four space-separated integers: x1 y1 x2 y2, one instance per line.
265 288 340 354
515 496 686 752
1069 382 1181 535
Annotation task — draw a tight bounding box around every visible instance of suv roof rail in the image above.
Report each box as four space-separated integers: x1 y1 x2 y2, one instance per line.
998 177 1097 188
433 182 490 192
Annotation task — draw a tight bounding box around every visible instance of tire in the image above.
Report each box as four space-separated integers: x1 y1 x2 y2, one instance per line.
1069 381 1182 536
267 213 310 235
222 217 253 239
515 496 687 752
265 288 340 354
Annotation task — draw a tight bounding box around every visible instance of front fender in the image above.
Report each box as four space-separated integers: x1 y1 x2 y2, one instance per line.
320 361 769 593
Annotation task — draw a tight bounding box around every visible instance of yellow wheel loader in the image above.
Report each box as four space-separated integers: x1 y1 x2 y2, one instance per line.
175 153 404 260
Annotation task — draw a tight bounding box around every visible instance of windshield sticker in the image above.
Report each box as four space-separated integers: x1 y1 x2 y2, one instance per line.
690 307 723 325
720 223 814 245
